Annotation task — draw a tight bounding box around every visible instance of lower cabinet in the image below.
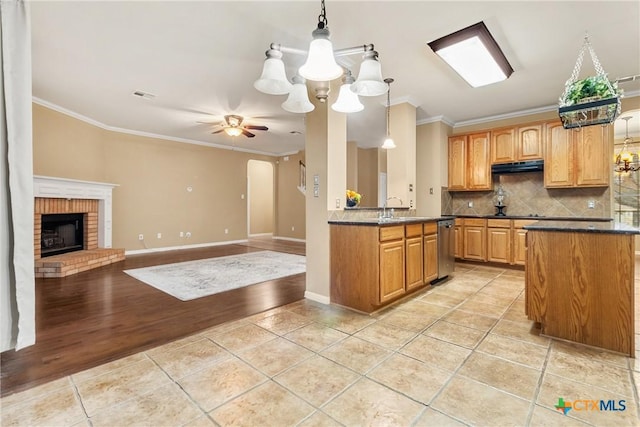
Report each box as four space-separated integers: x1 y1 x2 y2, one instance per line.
487 219 511 263
380 239 406 303
330 221 438 313
512 220 537 265
463 218 486 261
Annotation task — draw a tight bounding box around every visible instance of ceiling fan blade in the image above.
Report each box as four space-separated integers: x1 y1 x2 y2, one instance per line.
244 125 268 131
211 129 225 134
242 129 256 138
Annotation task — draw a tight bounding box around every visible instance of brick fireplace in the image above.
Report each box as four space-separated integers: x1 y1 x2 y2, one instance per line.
33 176 124 278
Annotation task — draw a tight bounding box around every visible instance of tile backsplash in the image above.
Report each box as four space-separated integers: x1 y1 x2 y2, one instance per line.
442 172 610 218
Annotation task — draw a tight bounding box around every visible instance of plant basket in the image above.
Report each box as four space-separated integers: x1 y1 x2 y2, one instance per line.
558 35 622 129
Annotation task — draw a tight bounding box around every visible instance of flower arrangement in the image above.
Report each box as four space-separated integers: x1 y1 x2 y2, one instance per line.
346 190 362 207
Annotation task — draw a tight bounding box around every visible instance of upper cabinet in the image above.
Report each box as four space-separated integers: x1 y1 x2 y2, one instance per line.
544 121 611 188
491 124 543 164
448 132 492 191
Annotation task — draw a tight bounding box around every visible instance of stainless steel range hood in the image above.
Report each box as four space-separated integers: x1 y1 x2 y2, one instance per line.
491 159 544 174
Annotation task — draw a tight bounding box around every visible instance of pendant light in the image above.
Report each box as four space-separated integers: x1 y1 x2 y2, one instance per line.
331 70 364 113
615 116 639 174
381 78 396 149
351 50 388 97
298 0 343 82
253 49 293 95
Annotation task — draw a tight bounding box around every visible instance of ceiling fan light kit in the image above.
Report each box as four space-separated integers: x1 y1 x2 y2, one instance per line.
211 114 269 138
254 0 387 113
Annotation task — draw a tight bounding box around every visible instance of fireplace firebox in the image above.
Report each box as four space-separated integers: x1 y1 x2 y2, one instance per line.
41 213 84 257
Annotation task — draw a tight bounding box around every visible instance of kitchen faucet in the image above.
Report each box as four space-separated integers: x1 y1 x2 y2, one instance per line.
381 196 403 218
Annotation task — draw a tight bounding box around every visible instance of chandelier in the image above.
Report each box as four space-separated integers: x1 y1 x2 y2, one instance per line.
614 116 639 174
254 0 387 114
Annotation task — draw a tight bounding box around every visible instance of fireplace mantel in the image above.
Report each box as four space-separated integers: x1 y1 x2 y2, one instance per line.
33 176 119 248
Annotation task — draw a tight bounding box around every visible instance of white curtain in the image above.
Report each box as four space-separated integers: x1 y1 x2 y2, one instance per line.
0 0 35 351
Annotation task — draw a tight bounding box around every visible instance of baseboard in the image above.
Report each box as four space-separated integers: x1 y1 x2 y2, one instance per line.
125 239 249 255
304 291 330 305
248 233 273 237
273 236 306 243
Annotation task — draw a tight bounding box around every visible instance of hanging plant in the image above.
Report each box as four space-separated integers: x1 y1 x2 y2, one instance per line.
565 75 622 106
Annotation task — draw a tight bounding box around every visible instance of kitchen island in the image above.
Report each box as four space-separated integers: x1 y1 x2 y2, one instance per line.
524 220 639 356
329 216 446 313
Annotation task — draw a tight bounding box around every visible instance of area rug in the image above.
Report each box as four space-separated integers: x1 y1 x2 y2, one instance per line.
124 250 306 301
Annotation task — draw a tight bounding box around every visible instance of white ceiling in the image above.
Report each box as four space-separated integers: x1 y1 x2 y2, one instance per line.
30 1 640 156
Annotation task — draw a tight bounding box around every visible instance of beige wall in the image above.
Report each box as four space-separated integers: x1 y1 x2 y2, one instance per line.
357 147 379 207
275 152 306 240
416 120 452 217
33 103 284 251
248 160 274 235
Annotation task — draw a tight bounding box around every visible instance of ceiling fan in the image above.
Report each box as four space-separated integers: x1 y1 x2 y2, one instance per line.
210 115 268 138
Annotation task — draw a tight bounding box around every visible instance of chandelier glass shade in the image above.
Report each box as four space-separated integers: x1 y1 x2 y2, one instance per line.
282 76 315 113
331 71 364 113
254 0 386 113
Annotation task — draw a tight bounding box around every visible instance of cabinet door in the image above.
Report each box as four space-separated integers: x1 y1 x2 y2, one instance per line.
467 132 492 190
448 136 467 190
454 226 462 258
518 124 543 161
463 226 486 261
424 233 438 283
513 228 528 265
544 121 574 188
405 237 423 290
574 125 611 187
491 128 516 164
487 227 511 263
379 240 405 303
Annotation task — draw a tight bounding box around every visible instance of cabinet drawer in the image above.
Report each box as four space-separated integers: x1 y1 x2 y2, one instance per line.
455 218 464 226
379 225 404 241
405 223 423 237
423 222 437 235
487 219 511 228
513 219 538 229
464 218 486 227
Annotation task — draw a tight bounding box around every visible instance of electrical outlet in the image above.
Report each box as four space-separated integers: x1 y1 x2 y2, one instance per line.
468 201 474 208
179 231 184 237
588 200 595 209
157 233 162 239
429 187 434 195
138 234 144 241
410 200 414 208
291 226 295 231
336 198 340 208
185 232 191 238
224 228 229 234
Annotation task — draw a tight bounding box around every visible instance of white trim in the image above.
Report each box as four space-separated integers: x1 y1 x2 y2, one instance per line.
31 97 285 157
273 236 306 243
453 104 558 128
125 239 249 255
417 115 455 127
304 291 330 305
34 175 118 249
249 232 273 238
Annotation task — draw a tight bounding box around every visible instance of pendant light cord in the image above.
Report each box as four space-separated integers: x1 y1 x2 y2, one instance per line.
318 0 328 29
384 78 394 137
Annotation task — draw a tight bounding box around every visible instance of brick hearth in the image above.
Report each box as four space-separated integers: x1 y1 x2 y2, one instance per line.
34 197 124 277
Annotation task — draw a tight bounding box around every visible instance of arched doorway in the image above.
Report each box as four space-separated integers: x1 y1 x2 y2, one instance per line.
247 160 274 236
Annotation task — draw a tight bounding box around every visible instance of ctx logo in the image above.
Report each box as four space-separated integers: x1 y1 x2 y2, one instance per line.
555 397 626 415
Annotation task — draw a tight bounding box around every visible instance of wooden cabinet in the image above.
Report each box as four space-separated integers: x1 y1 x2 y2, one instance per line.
462 218 486 261
330 221 438 313
380 239 405 303
545 121 611 188
491 125 543 164
423 222 438 283
512 219 536 265
486 219 511 263
405 224 423 291
526 229 635 356
448 133 491 191
454 218 463 259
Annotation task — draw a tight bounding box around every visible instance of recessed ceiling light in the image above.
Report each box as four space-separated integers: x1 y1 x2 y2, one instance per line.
132 90 156 100
428 22 513 88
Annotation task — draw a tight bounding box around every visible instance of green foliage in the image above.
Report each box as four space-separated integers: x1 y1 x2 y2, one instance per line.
565 75 621 105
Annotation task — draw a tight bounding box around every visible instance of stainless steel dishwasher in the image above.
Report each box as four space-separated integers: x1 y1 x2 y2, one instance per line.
435 218 455 282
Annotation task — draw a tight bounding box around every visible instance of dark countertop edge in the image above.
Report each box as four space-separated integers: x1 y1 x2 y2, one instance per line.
523 220 640 235
329 216 452 226
453 215 613 222
344 207 411 211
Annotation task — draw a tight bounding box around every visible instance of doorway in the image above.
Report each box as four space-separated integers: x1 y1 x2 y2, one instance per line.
247 160 274 236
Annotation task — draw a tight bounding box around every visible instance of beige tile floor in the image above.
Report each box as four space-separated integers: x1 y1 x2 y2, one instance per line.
2 263 639 426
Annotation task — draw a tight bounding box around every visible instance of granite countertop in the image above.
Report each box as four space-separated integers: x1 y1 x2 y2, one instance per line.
523 220 640 235
329 216 451 226
455 214 613 221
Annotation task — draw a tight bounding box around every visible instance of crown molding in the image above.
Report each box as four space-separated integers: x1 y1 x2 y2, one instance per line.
31 97 280 157
417 115 455 127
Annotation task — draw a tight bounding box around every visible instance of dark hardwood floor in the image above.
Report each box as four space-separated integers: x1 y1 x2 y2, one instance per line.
0 237 306 397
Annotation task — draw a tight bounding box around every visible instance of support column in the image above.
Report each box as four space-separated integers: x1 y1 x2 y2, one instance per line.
304 80 346 303
386 102 417 208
